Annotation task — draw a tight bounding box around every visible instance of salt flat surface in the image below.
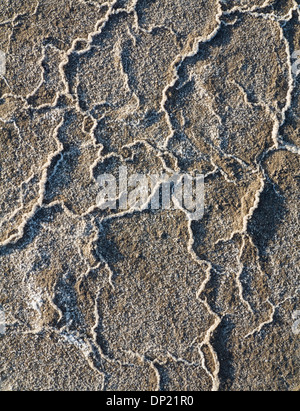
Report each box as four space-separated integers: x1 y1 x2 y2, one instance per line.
0 0 299 391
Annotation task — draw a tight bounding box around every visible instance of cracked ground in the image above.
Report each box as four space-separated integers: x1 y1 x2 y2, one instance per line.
0 0 299 391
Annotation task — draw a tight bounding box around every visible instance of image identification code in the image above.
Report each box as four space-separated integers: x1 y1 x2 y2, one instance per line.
106 395 194 408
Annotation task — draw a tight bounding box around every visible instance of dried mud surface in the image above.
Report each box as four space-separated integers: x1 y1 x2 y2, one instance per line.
0 0 299 391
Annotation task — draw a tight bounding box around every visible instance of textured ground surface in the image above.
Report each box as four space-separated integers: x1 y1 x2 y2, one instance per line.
0 0 299 391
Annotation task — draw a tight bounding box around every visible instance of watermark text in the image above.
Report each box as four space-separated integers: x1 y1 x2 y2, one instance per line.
292 311 300 335
0 51 6 76
0 308 5 336
96 167 205 221
292 51 300 76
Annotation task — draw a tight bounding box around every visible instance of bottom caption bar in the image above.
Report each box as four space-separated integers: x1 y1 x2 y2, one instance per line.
102 393 200 408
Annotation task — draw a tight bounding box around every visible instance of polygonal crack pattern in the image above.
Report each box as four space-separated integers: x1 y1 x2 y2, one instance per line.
0 0 299 391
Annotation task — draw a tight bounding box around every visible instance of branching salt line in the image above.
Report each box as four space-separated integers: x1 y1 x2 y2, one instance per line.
0 116 65 247
244 299 276 339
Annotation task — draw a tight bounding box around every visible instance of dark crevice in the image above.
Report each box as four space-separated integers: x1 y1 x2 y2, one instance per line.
247 182 287 266
211 315 236 391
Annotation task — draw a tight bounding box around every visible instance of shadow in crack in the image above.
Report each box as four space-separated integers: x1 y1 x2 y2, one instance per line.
247 182 287 265
211 315 236 391
96 220 125 267
0 204 63 258
92 220 125 359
